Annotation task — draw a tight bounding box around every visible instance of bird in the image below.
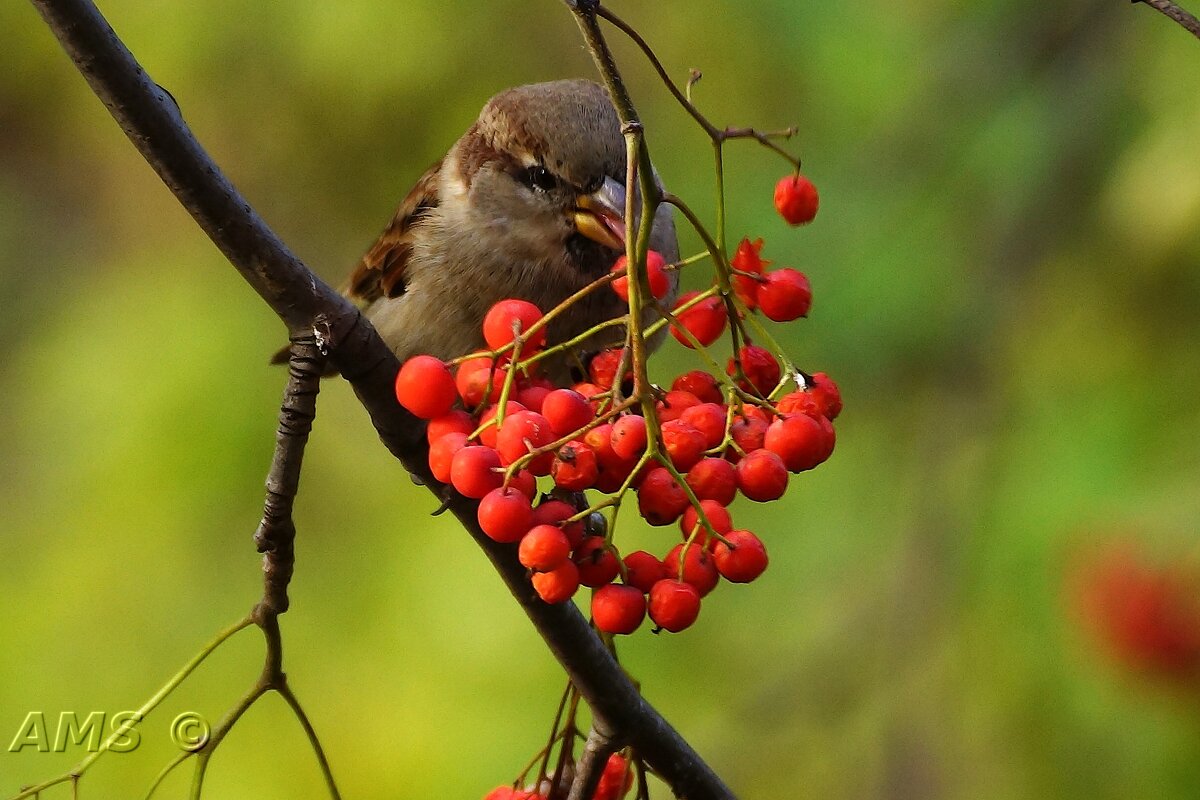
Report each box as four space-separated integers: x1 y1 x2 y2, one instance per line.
278 79 678 379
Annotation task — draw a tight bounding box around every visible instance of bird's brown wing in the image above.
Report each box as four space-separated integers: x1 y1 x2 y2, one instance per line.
269 160 441 366
343 159 442 305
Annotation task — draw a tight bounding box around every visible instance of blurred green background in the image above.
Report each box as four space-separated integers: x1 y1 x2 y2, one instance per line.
3 0 1200 798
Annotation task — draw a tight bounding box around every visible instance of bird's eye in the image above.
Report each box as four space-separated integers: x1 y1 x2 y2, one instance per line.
521 165 558 192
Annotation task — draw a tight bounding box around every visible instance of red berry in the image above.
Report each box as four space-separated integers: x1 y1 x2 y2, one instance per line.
665 542 720 596
757 268 812 322
508 469 538 500
637 467 689 526
774 174 819 225
519 524 572 571
809 372 842 420
450 445 504 498
551 441 599 491
660 420 707 471
478 401 525 448
656 390 701 423
592 584 647 635
428 432 469 484
712 529 769 583
735 449 789 502
496 410 556 475
680 403 727 448
426 409 474 444
775 390 824 419
574 537 621 587
532 560 580 604
728 413 769 459
594 753 634 800
731 237 769 309
585 423 638 492
541 389 594 437
477 487 533 543
456 357 504 408
395 355 458 419
611 250 671 302
531 500 585 548
515 383 552 413
672 370 723 404
648 580 702 632
764 414 829 472
680 499 733 545
728 345 781 397
623 551 668 594
483 299 546 352
685 458 738 505
588 348 631 391
670 291 728 348
610 415 648 460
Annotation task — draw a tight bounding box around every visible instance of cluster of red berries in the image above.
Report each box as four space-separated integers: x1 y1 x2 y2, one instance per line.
395 173 836 635
484 754 632 800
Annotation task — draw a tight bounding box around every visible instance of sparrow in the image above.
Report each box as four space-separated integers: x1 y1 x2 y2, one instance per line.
284 79 678 378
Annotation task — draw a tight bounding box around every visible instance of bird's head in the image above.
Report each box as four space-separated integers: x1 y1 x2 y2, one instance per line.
443 79 643 276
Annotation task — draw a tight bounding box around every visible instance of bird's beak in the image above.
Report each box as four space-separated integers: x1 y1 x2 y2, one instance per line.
573 177 627 251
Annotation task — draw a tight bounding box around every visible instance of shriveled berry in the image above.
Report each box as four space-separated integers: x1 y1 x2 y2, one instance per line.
541 389 594 437
588 348 631 391
757 268 812 322
670 291 728 348
519 524 572 571
672 370 723 404
592 584 647 635
648 580 702 632
483 299 546 351
728 345 781 396
735 449 789 501
450 445 503 498
775 390 823 419
774 174 819 225
731 237 769 309
665 542 720 596
809 372 842 420
532 560 580 604
395 355 457 419
551 440 599 491
637 467 689 526
478 487 533 543
611 250 671 302
712 529 769 583
623 550 668 594
574 537 621 587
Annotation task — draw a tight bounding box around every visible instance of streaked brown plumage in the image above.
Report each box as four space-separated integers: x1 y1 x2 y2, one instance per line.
315 79 678 376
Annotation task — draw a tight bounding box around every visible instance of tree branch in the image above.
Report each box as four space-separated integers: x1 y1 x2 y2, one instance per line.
1134 0 1200 39
29 0 734 796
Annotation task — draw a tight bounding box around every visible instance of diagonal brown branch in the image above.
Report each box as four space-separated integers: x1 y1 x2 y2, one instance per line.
28 1 734 797
1134 0 1200 39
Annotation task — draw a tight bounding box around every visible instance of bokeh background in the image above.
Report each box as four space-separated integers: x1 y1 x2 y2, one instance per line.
3 1 1200 798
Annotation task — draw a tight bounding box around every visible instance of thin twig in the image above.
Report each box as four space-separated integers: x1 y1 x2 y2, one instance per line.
1134 0 1200 39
